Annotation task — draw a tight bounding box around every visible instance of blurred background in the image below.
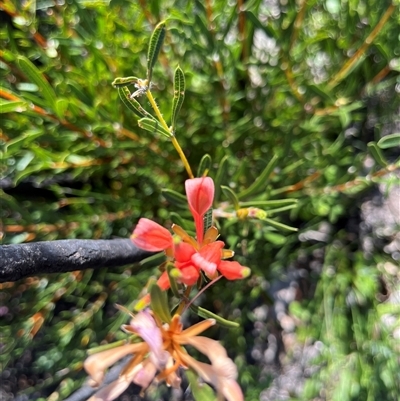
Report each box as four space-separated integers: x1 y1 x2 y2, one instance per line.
0 0 399 400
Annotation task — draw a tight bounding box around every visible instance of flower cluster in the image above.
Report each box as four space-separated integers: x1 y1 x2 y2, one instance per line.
84 177 249 400
84 309 243 401
131 177 250 296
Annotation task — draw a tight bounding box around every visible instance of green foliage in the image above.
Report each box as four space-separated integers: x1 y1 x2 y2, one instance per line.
0 0 399 400
171 66 186 131
294 249 400 401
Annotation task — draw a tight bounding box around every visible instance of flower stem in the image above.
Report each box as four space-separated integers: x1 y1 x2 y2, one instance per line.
176 285 193 315
146 89 170 132
171 136 194 179
146 90 194 179
182 276 222 314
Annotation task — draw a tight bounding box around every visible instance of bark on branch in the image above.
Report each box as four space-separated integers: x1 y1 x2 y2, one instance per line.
0 239 154 283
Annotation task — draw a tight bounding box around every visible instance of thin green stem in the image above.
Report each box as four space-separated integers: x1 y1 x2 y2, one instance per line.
146 89 194 178
146 89 170 132
171 136 194 179
182 275 223 314
176 285 193 315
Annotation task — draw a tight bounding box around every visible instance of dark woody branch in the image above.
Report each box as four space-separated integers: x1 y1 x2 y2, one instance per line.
0 239 154 283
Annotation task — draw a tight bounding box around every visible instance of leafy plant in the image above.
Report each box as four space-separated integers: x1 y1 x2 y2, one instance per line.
0 0 399 399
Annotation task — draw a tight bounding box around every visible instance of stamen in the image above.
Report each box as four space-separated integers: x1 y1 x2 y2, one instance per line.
120 350 147 376
156 358 180 380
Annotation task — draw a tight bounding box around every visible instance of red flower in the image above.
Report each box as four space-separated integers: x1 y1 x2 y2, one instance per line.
131 178 250 301
185 177 214 244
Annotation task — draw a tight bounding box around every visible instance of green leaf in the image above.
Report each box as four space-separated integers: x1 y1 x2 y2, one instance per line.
186 370 215 401
87 339 129 355
77 0 111 7
189 305 240 328
367 142 388 167
16 55 57 111
138 252 166 269
238 154 278 199
150 283 171 323
307 84 335 103
244 10 277 39
197 154 212 177
262 217 298 232
161 188 187 207
55 98 69 117
214 155 229 202
169 212 192 230
117 86 152 118
221 185 240 210
171 66 185 131
5 130 44 153
0 99 27 113
15 151 35 171
239 199 298 208
264 232 287 245
377 133 400 149
138 117 172 138
263 204 298 215
147 21 166 82
112 76 139 87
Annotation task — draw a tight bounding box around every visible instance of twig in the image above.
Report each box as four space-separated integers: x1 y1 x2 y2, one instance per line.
0 239 153 282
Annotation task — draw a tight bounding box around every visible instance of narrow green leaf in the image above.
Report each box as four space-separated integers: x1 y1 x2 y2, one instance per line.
307 84 335 103
169 213 193 231
171 66 185 131
112 76 139 87
15 163 45 185
377 133 400 149
238 154 278 199
5 130 43 152
161 188 187 207
15 151 35 171
87 338 133 355
221 185 240 210
239 199 298 208
214 155 229 202
193 14 214 49
138 252 166 269
117 86 151 118
147 21 166 82
0 99 27 113
55 98 69 117
197 154 212 177
138 117 172 138
367 142 388 167
77 0 111 8
262 204 298 215
190 305 240 328
16 55 57 111
262 217 298 232
150 283 171 323
244 10 277 39
264 232 287 245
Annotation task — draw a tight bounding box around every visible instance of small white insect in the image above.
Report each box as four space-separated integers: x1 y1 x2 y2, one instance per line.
130 78 150 99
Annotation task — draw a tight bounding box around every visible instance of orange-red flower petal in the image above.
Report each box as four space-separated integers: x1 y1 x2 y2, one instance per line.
218 261 250 280
131 218 173 252
185 177 214 243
